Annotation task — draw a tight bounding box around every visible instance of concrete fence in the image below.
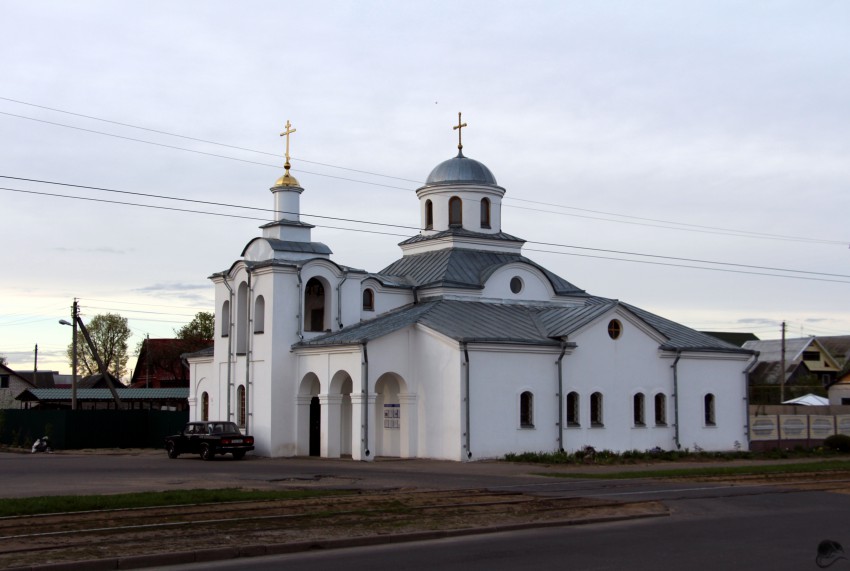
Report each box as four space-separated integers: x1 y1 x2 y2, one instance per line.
749 405 850 451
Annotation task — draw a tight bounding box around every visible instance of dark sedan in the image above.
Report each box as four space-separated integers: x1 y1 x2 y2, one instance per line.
165 421 254 461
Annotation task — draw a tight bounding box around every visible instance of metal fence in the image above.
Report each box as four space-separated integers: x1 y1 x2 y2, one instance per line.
0 409 188 449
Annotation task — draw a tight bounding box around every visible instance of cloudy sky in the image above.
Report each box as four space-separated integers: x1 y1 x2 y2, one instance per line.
2 1 848 376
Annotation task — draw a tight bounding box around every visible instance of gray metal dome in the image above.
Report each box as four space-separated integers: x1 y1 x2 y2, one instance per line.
425 152 498 186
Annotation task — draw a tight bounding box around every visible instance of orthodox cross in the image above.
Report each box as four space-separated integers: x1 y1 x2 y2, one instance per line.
453 112 467 152
280 120 297 168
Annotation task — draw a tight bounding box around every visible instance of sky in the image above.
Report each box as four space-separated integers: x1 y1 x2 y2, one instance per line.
1 1 849 377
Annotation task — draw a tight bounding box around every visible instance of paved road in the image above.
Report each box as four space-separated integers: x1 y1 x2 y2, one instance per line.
158 489 850 571
6 451 849 570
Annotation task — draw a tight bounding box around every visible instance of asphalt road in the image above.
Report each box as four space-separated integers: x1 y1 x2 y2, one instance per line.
6 451 850 570
156 489 850 571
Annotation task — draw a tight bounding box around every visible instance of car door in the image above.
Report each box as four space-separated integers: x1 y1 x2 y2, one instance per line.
186 423 203 454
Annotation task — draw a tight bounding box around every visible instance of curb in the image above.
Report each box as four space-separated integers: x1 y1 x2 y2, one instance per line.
9 510 668 570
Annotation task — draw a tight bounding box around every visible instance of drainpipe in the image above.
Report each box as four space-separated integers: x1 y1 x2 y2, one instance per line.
361 341 370 458
671 350 682 449
412 286 419 305
223 279 234 423
244 269 252 433
462 342 471 459
296 269 303 340
556 340 568 453
337 272 348 329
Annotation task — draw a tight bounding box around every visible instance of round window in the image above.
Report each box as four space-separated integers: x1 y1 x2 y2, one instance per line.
607 319 622 340
510 276 523 294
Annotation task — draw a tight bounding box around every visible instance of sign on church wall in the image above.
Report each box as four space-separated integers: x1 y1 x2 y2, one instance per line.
384 403 400 429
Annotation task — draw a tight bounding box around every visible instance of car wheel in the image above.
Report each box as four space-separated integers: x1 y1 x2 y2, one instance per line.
232 450 246 460
166 442 179 459
200 444 214 461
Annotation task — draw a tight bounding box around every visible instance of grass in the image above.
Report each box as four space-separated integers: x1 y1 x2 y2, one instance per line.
0 488 344 518
535 460 850 480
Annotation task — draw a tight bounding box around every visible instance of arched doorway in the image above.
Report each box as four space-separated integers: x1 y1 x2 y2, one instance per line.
298 374 321 457
309 396 320 456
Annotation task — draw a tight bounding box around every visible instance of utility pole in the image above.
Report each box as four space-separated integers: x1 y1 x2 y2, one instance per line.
71 300 78 410
780 321 786 403
59 300 80 410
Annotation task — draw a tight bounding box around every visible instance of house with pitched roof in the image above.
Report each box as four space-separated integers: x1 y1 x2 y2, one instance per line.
187 122 756 460
743 337 843 404
0 363 36 409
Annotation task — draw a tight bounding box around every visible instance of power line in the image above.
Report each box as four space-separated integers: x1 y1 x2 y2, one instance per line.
0 96 423 184
506 202 848 246
1 175 418 231
0 111 413 191
2 98 846 247
2 181 847 284
524 248 850 284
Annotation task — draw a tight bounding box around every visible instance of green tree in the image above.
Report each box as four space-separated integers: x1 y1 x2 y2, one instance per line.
0 355 7 366
66 313 131 381
176 311 214 340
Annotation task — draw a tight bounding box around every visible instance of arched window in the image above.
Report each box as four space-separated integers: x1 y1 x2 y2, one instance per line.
237 385 246 427
590 392 603 427
566 391 580 427
425 199 433 229
520 391 534 428
236 281 248 354
253 295 265 334
480 198 491 228
201 392 209 421
362 288 374 311
654 393 667 426
449 196 462 226
633 393 645 426
304 277 326 332
221 300 230 337
704 393 716 426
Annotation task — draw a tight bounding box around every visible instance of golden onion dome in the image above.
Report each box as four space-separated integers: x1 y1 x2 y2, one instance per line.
274 170 300 187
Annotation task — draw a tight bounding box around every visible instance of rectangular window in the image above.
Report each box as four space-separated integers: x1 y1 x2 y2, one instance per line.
590 392 603 427
566 392 580 427
0 374 9 389
802 351 820 362
633 393 645 426
654 393 667 426
520 391 534 428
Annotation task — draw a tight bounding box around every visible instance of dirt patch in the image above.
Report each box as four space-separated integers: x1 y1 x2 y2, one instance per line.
0 489 666 569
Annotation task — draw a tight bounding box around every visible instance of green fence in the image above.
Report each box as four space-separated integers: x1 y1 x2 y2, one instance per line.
0 409 189 449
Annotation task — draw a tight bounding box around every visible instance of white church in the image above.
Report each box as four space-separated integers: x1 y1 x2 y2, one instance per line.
188 118 756 461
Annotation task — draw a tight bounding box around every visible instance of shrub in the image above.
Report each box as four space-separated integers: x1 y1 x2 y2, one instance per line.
824 434 850 453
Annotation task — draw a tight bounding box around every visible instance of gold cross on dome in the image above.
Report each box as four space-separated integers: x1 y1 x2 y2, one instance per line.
453 112 467 151
280 120 297 166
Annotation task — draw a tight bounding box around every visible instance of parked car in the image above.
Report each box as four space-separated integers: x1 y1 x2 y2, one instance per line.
165 421 254 461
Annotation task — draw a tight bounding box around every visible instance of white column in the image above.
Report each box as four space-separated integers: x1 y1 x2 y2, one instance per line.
320 394 342 458
399 393 418 458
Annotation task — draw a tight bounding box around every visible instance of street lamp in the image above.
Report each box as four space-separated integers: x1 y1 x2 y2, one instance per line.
59 302 78 411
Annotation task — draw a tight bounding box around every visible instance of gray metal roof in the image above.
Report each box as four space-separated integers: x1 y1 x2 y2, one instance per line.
240 237 332 257
375 248 585 295
295 297 752 354
18 388 189 401
398 228 524 246
424 152 500 187
622 303 750 353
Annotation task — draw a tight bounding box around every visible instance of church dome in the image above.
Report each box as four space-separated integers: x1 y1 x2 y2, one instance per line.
425 152 498 186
